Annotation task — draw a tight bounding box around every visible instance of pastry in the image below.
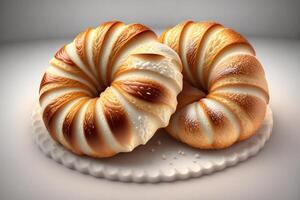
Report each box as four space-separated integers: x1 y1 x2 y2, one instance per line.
160 21 269 149
39 21 183 157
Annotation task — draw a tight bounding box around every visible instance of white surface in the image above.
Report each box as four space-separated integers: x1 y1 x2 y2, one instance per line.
0 36 300 199
33 104 273 183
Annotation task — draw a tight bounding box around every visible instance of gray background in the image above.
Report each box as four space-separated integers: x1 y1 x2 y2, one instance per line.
0 0 300 43
0 0 300 200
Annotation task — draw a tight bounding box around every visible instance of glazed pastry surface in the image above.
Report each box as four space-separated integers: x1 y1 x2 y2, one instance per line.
160 21 269 149
39 21 183 157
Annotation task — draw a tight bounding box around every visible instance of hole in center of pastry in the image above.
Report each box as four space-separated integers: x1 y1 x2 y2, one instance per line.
176 81 207 110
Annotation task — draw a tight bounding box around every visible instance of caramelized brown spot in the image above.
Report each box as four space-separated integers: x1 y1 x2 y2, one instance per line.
50 59 99 94
113 80 167 103
54 46 76 66
208 92 266 141
101 95 132 147
62 98 87 154
39 73 93 96
163 21 191 80
186 23 221 88
214 92 266 122
83 99 115 157
180 113 200 134
106 24 155 83
200 100 225 128
176 106 211 149
202 28 254 86
39 73 49 92
74 29 91 67
199 100 239 148
93 21 122 84
132 53 165 62
165 21 192 54
42 92 87 141
208 54 266 91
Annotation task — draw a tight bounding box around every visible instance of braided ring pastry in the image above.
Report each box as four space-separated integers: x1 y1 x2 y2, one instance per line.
160 21 269 149
39 21 183 157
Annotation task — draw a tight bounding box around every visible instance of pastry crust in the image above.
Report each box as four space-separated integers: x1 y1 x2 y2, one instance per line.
39 21 183 157
162 21 269 149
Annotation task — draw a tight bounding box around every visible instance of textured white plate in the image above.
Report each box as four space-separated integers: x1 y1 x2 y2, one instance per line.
32 104 273 183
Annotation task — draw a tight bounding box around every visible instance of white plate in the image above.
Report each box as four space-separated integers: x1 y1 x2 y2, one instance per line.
32 104 273 183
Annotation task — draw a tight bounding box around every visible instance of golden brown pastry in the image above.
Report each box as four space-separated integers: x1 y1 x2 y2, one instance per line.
39 21 183 157
160 21 269 149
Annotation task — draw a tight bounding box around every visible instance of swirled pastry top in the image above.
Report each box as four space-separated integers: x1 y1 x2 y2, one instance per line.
160 21 269 149
39 21 183 157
